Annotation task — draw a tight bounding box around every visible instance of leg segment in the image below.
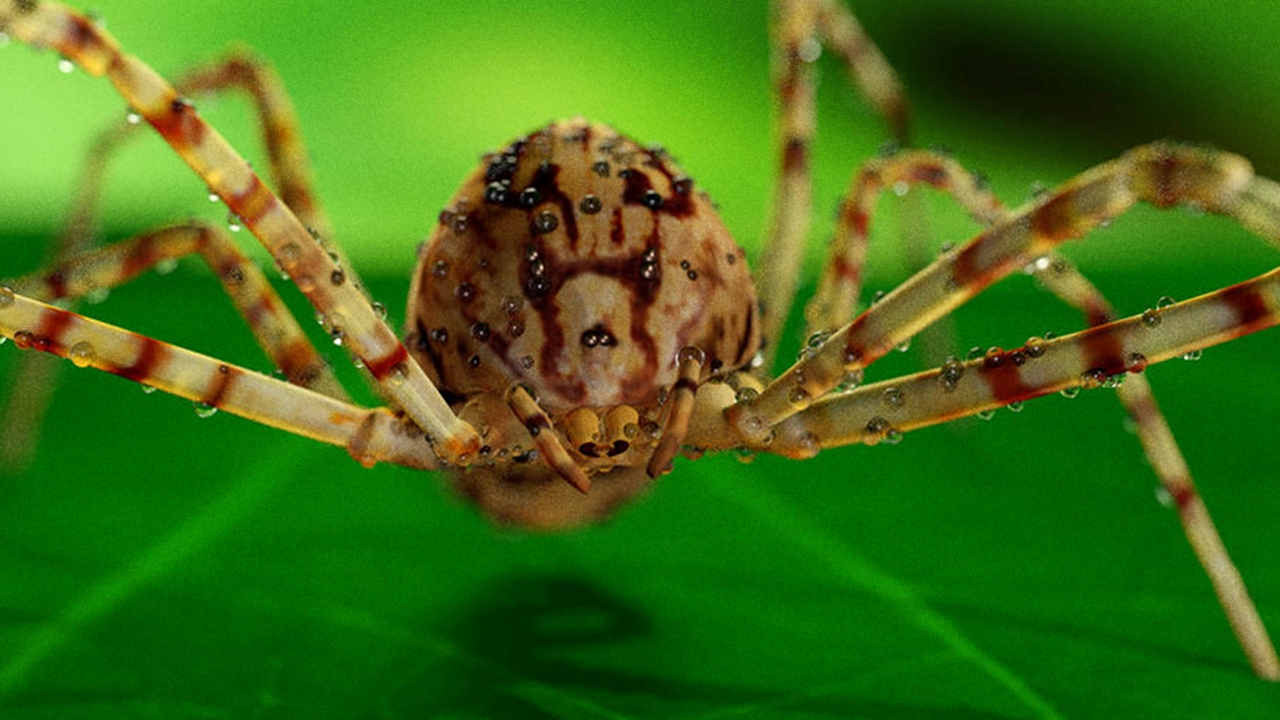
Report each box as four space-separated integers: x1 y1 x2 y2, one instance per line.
756 0 916 368
805 149 1002 335
1 47 356 470
1 1 480 462
646 347 706 477
727 142 1266 442
0 290 435 470
8 221 346 398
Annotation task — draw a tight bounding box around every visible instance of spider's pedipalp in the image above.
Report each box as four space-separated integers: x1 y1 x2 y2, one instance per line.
0 0 481 463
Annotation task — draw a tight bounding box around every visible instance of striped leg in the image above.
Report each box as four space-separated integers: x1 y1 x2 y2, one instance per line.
805 149 1002 335
727 142 1270 442
8 221 346 397
0 291 436 470
0 1 480 463
1031 256 1280 680
1 50 355 471
756 0 913 368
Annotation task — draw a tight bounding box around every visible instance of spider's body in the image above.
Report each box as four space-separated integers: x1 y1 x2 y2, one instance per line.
407 119 760 527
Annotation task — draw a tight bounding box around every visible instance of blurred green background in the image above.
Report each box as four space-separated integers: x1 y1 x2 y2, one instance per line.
2 1 1280 717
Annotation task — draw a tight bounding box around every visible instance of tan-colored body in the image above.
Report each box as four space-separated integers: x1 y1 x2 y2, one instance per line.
407 120 759 527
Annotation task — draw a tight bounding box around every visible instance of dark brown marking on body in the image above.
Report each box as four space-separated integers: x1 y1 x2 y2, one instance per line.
524 163 580 248
115 337 167 383
1220 283 1270 332
833 255 861 283
204 364 240 407
610 207 625 245
734 303 755 367
365 344 409 382
672 377 699 394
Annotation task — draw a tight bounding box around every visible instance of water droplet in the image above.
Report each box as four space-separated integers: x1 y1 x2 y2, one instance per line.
371 301 387 320
0 286 14 308
883 429 904 445
0 32 10 49
155 258 179 276
1156 295 1176 309
226 213 243 233
329 268 345 286
1155 486 1175 508
797 36 822 63
895 336 912 353
519 355 534 369
864 416 891 445
938 356 964 392
506 318 525 338
892 181 910 197
140 383 157 395
194 401 218 419
579 195 603 214
1024 336 1046 358
501 295 523 315
1007 401 1024 413
591 160 610 178
788 386 810 405
642 190 664 209
976 409 995 420
872 290 886 304
734 448 757 464
456 282 476 303
519 187 542 208
58 56 75 74
881 386 905 408
126 111 142 125
1181 349 1203 361
966 346 984 361
331 327 346 346
13 331 34 349
471 322 491 342
734 387 759 403
1079 368 1107 389
1060 386 1081 399
836 367 864 392
1125 352 1148 373
533 210 559 234
66 341 96 368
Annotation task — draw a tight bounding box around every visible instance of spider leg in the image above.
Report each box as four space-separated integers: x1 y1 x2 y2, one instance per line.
756 0 914 368
1030 255 1280 681
726 142 1270 442
8 221 345 397
805 149 1003 336
1 49 352 471
0 290 436 471
1 1 481 463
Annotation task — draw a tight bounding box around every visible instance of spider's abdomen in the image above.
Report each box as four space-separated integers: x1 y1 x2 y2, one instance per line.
407 120 759 414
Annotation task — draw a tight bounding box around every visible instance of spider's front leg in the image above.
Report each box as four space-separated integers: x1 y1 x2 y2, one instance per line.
0 291 434 470
0 0 480 462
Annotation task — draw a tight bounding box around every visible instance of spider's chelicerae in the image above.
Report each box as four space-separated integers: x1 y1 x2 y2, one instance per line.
1 0 1278 692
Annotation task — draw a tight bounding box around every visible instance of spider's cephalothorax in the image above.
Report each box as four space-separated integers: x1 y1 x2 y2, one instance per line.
406 119 759 528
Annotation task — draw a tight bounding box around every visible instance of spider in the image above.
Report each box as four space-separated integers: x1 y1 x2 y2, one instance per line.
1 0 1278 694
